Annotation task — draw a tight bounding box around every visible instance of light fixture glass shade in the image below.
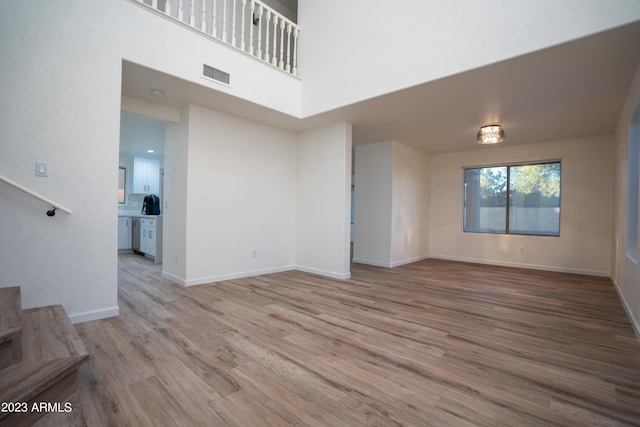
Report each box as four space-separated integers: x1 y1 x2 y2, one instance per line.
477 125 505 144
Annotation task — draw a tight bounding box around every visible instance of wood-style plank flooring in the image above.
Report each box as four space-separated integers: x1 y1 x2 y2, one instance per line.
64 254 640 426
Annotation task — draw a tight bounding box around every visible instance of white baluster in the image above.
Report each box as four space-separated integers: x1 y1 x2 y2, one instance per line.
240 0 247 51
151 0 158 10
165 0 171 16
212 0 218 38
256 4 263 59
189 0 195 26
248 0 255 55
264 10 270 62
177 0 184 21
201 0 207 32
271 15 278 66
278 18 285 69
222 0 227 42
285 22 292 73
292 27 299 76
231 0 238 46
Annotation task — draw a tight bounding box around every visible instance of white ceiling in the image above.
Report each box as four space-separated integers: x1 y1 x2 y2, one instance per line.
121 21 640 155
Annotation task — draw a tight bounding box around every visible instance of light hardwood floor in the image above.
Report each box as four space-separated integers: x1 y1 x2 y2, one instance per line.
61 254 640 426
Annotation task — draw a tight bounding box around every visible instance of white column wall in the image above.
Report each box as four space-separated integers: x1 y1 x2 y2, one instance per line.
613 62 640 335
390 141 430 266
296 122 353 279
162 106 190 283
0 1 125 322
182 105 297 285
429 136 614 276
353 141 393 266
353 140 430 267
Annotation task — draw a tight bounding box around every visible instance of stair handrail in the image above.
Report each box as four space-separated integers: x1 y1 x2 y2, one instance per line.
0 174 72 216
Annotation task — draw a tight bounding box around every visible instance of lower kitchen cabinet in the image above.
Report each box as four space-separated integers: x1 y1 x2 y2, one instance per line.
118 217 132 250
139 217 162 263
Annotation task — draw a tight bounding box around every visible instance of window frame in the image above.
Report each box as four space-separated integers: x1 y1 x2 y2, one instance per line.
462 160 562 237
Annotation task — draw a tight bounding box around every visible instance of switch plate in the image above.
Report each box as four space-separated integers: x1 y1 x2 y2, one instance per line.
36 161 48 177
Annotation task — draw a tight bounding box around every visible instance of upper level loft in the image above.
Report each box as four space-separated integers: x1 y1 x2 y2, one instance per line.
133 0 300 77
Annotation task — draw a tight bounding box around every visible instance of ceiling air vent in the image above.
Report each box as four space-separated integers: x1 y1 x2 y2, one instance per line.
202 63 230 85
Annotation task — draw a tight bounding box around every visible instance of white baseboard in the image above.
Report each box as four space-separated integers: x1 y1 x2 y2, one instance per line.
163 264 352 287
161 270 187 286
390 255 430 268
295 265 351 280
611 276 640 341
352 258 392 268
428 254 610 277
352 255 429 268
176 265 297 287
68 306 119 324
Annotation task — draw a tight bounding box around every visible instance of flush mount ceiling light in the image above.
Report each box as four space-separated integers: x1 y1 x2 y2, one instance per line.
150 88 164 96
477 125 505 144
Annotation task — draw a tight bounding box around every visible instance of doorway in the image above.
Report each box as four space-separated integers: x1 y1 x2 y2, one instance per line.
118 111 166 268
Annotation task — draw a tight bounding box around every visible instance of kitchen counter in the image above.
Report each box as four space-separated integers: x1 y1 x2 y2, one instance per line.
118 212 162 218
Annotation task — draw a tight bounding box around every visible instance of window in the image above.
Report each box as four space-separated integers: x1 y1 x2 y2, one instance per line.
463 162 561 236
118 167 126 204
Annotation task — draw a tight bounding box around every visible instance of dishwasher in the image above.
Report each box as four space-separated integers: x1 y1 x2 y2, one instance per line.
131 217 141 253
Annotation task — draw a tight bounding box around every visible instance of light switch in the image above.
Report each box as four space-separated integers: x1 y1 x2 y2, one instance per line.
36 161 48 177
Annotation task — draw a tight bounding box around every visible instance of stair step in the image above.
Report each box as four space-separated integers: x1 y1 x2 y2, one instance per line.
0 286 23 369
0 304 89 427
0 356 87 427
21 305 88 361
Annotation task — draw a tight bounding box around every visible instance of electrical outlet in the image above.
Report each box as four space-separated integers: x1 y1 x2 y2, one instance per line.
175 253 179 263
252 250 257 258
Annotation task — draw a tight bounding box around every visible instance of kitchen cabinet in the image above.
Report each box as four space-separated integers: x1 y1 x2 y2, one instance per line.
139 217 156 256
139 217 162 263
132 156 160 194
118 217 132 250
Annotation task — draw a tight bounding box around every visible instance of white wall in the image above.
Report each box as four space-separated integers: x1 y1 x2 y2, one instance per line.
353 142 393 265
118 1 302 117
296 122 353 279
298 0 640 116
0 0 301 321
429 136 614 276
178 104 297 285
162 106 190 283
0 1 125 322
391 141 430 266
353 141 430 267
613 62 640 335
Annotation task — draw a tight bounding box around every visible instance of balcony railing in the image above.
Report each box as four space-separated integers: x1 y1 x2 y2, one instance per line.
135 0 300 76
